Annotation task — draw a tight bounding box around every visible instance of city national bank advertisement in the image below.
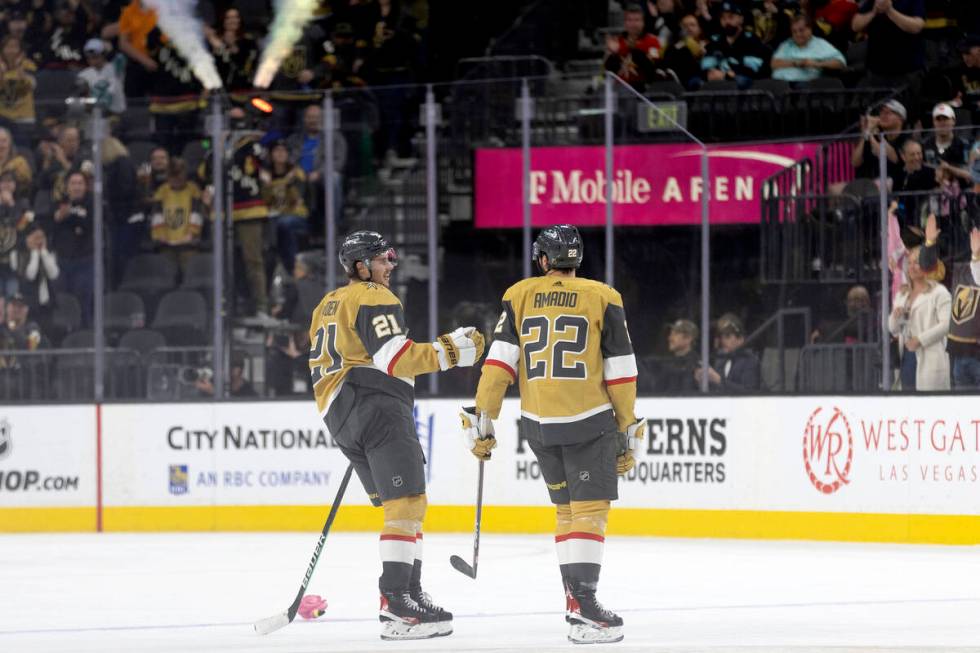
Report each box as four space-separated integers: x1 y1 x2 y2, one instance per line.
474 142 820 228
95 397 980 543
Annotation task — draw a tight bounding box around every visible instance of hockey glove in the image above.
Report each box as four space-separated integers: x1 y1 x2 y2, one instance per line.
616 418 646 475
460 406 497 460
433 327 484 370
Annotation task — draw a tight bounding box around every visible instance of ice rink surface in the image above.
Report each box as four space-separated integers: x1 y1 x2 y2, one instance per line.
1 531 979 653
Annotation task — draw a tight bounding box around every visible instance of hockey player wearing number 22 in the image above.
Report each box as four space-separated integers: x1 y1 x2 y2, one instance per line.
308 230 485 640
462 224 645 644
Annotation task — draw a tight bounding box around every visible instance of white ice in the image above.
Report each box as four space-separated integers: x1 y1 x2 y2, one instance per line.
1 531 979 652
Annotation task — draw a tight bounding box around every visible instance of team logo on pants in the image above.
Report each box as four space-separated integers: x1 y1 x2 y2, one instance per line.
392 475 403 488
579 471 591 482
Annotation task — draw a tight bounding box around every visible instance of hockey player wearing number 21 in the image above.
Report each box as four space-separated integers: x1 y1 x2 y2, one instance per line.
463 224 646 644
308 230 485 640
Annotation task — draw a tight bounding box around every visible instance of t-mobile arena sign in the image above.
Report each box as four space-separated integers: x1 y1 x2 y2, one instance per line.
475 142 820 228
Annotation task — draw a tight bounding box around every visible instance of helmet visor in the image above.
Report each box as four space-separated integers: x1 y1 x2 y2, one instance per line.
381 247 398 267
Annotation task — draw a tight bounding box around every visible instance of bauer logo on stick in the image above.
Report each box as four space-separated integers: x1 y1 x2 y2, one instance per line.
0 419 10 460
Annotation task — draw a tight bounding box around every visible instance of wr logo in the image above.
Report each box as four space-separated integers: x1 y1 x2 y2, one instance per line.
802 406 853 494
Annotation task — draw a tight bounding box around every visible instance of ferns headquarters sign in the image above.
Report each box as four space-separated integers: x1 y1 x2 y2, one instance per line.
475 143 821 227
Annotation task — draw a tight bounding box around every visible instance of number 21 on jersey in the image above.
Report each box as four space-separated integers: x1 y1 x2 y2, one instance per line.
310 323 342 386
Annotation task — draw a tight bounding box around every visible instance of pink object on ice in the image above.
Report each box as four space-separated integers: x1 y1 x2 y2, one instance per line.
298 594 327 620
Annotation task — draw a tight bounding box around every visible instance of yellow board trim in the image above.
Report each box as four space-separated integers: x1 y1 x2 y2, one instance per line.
0 508 96 532
5 506 980 545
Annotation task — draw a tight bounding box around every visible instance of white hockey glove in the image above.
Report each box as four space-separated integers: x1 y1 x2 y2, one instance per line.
616 418 646 475
460 406 497 461
433 327 485 370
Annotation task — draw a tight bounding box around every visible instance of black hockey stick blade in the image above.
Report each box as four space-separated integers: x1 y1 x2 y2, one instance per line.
254 464 354 635
449 554 476 578
449 459 484 579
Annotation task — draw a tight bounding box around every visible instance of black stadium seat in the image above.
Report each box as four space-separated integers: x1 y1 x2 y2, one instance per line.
120 254 179 293
151 290 208 346
50 292 83 342
180 253 214 291
105 291 146 335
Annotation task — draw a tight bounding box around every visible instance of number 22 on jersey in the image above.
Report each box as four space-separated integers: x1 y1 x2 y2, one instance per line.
521 315 589 380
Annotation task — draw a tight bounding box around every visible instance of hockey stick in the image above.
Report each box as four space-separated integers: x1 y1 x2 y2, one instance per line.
449 459 484 579
254 463 354 635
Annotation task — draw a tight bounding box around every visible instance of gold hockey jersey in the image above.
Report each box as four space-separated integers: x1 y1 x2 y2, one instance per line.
475 274 638 446
309 281 445 434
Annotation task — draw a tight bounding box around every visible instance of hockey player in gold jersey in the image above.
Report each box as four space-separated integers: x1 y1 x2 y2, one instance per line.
461 224 645 644
309 230 485 640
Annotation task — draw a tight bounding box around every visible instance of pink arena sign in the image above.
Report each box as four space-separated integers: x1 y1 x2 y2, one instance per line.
475 142 821 228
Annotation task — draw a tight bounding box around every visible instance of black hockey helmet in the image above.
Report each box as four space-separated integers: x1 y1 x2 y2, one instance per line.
532 224 583 272
339 230 397 276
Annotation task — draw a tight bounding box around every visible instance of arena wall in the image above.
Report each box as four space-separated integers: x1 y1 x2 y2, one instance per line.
1 398 979 544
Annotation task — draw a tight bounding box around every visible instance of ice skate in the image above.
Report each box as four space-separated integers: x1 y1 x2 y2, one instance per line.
567 589 624 644
411 587 453 634
379 590 452 640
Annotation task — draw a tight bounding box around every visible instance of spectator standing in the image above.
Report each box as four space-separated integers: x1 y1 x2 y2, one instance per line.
752 0 794 47
145 25 204 155
149 158 204 275
102 134 142 287
266 251 324 396
323 21 368 89
664 13 708 89
207 7 259 97
604 3 664 91
0 126 32 193
771 14 846 83
49 170 93 325
0 35 35 148
947 35 980 117
645 0 681 48
3 10 34 58
851 99 908 180
921 214 980 388
77 38 126 116
115 0 158 99
658 318 700 393
695 313 760 392
888 245 951 391
285 103 347 236
364 0 420 159
23 1 54 64
921 102 971 186
16 226 58 332
851 0 926 87
266 22 328 132
263 140 308 275
814 0 860 52
228 110 271 318
701 2 771 88
38 0 87 71
0 170 30 296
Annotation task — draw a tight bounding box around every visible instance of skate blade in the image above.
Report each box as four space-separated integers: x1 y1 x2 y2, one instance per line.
568 622 623 644
380 620 453 640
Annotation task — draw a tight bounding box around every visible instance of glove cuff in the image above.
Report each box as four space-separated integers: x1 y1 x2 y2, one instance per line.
434 335 458 370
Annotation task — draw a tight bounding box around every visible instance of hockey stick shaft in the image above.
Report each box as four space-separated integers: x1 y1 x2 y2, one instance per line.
471 459 484 574
254 463 354 634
